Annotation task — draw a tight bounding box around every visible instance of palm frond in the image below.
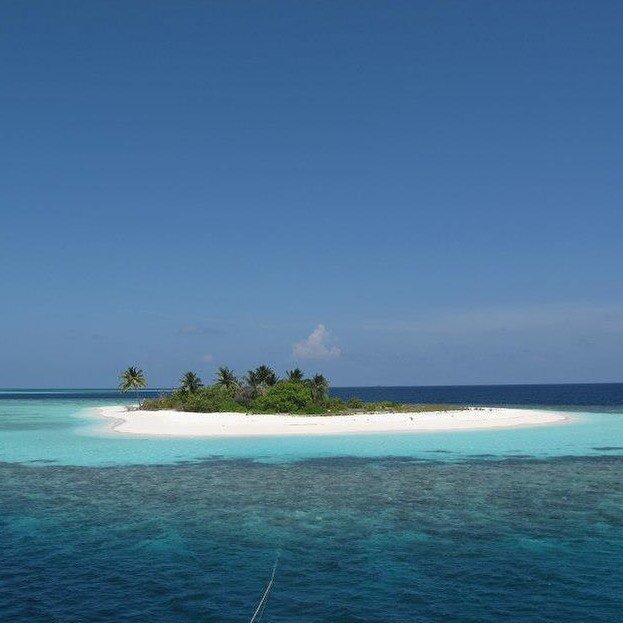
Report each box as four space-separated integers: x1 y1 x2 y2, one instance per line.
286 368 304 382
179 371 203 393
119 366 147 392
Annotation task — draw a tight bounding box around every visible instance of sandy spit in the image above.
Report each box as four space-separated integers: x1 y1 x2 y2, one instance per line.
97 406 569 438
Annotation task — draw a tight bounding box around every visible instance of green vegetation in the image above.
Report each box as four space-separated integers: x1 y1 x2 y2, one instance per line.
179 371 203 393
146 384 245 413
215 366 239 389
119 366 147 406
244 365 278 393
285 368 304 381
309 373 329 403
252 380 324 414
137 365 462 415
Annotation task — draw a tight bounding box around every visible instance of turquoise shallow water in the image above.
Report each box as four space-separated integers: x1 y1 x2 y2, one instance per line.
0 395 622 466
1 386 622 621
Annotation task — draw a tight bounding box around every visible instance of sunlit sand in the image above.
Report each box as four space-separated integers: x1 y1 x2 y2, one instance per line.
98 406 569 438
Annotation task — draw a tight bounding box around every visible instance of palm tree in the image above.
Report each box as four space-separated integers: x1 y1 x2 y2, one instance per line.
286 368 304 382
256 365 278 388
244 365 278 395
215 366 239 389
244 369 261 391
119 366 147 407
309 373 329 403
179 371 203 393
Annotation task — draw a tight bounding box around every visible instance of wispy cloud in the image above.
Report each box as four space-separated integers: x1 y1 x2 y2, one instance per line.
293 324 341 360
200 353 214 363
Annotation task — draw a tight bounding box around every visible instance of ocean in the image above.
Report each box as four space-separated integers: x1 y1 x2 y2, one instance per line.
1 384 622 622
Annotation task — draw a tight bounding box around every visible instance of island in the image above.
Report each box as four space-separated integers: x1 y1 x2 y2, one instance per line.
101 365 569 437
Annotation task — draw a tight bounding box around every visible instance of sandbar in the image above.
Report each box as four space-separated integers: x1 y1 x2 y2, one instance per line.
97 406 569 438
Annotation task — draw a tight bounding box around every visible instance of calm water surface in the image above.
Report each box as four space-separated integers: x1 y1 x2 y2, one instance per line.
1 384 622 622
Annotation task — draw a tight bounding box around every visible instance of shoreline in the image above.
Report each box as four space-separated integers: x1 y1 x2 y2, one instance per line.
97 406 570 438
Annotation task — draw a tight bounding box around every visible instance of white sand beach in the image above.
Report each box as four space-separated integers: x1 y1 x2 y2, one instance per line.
98 406 569 438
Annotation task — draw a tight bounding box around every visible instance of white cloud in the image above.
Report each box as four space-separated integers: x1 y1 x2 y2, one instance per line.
293 325 341 360
200 353 214 363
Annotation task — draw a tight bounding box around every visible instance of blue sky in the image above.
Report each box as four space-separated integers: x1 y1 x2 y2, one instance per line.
1 1 622 387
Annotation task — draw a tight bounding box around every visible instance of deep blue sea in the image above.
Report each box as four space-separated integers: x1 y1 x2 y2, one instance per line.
1 384 622 622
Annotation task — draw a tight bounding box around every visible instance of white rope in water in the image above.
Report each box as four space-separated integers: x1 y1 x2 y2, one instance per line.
249 555 279 623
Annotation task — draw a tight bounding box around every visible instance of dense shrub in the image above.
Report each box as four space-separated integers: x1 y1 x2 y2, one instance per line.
250 380 316 413
140 375 463 416
143 386 245 413
142 394 176 410
324 396 347 412
234 385 256 407
187 386 244 412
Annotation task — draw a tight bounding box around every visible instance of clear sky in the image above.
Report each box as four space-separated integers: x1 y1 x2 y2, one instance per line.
1 1 622 388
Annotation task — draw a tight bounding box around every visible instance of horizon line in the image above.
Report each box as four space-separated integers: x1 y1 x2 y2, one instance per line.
0 381 622 392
